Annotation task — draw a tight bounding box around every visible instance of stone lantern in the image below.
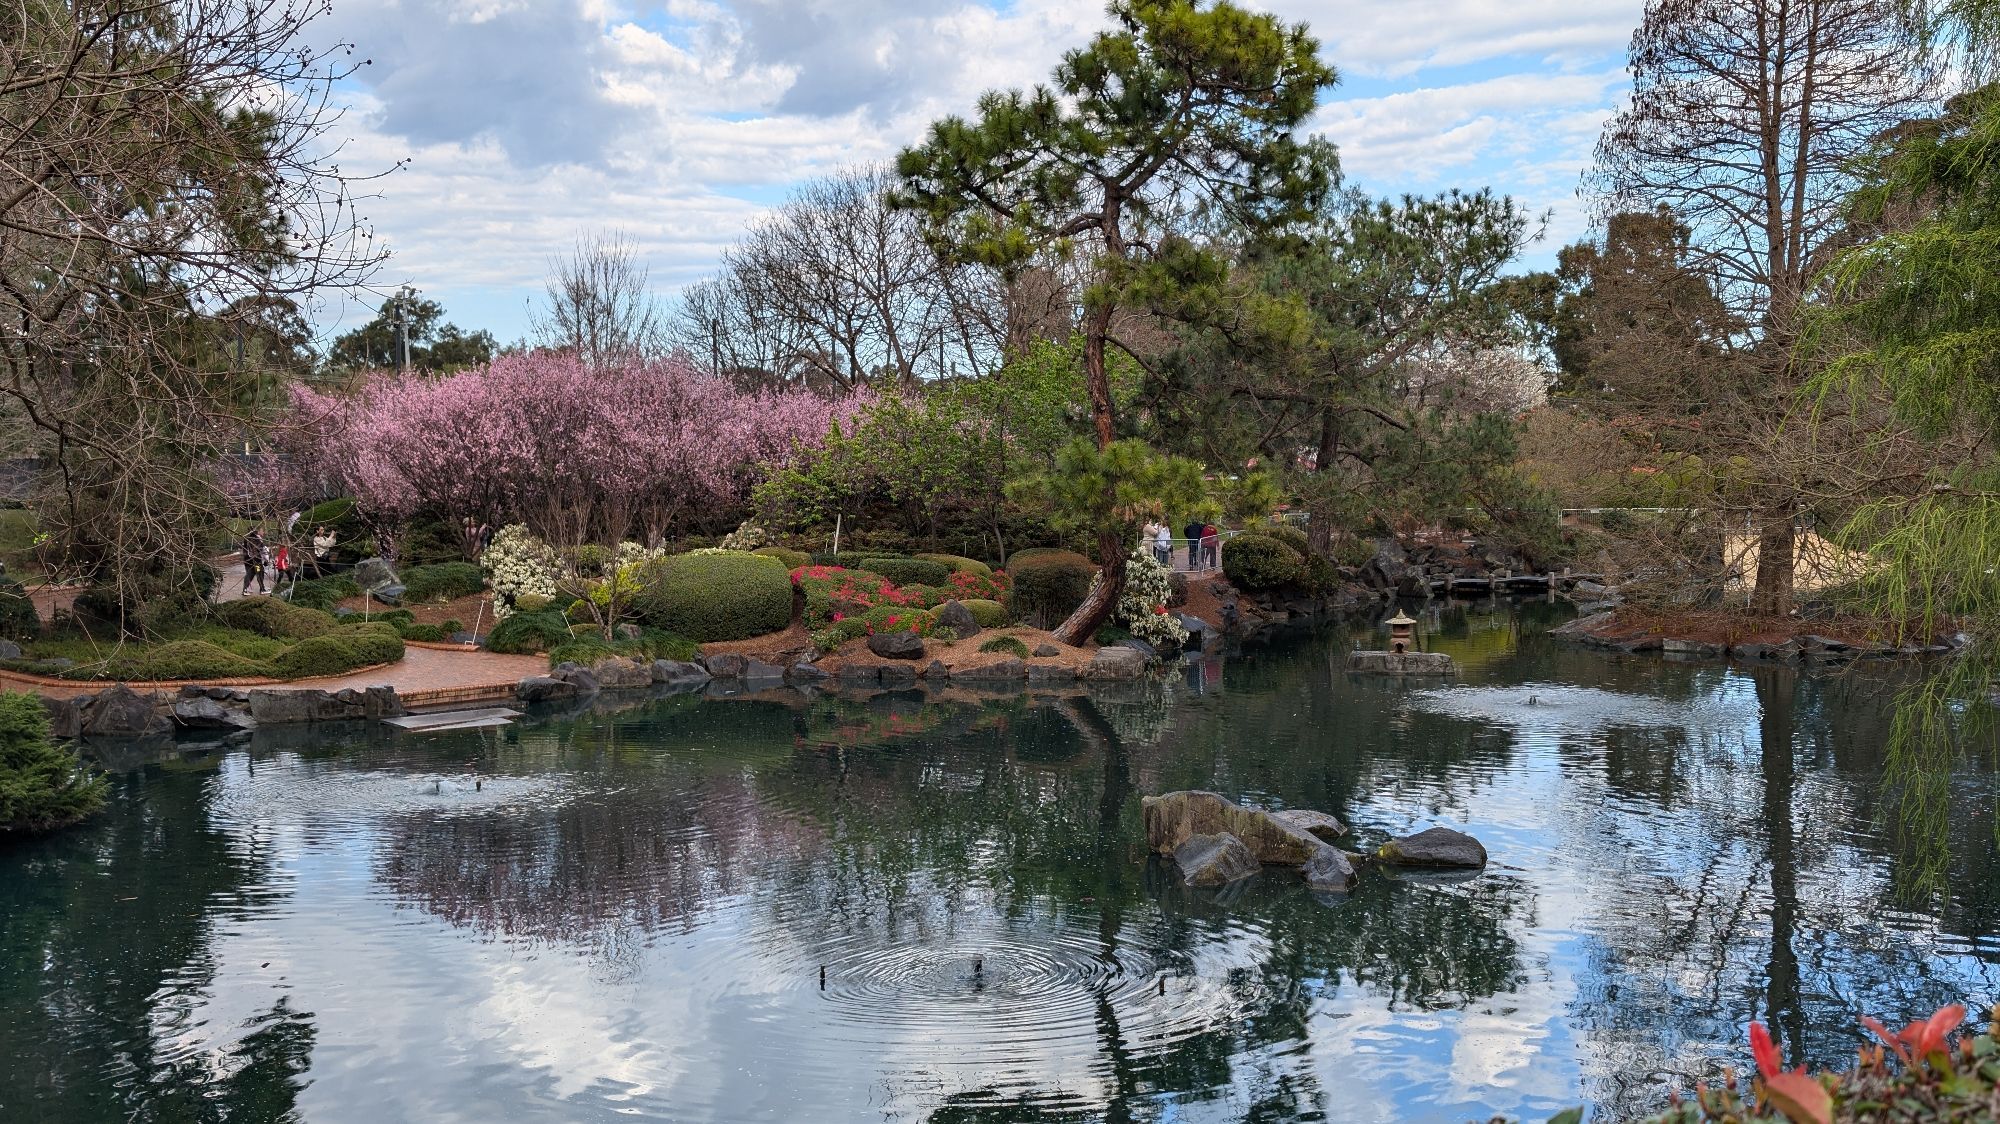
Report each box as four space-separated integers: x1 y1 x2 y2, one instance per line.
1386 611 1416 654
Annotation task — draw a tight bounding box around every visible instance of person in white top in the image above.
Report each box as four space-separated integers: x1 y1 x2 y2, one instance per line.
1153 521 1172 566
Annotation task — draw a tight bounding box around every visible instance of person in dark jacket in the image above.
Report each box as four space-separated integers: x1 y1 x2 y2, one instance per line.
1181 518 1205 571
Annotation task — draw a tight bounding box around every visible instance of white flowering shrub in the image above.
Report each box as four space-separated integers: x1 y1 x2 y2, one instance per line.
481 524 559 619
1087 547 1189 650
1123 550 1189 649
718 522 771 551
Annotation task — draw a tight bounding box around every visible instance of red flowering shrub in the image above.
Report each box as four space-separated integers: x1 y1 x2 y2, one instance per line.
947 569 1011 601
793 565 918 628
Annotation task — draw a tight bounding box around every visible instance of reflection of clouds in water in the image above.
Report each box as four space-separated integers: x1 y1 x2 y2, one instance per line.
1406 683 1761 737
206 755 576 834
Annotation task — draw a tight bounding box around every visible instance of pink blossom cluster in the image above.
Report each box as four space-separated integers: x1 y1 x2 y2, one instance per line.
279 352 868 544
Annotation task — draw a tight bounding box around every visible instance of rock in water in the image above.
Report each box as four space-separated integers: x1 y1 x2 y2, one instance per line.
515 676 579 703
587 657 654 690
1301 844 1357 891
1377 826 1487 869
933 601 982 640
1084 645 1146 679
1173 832 1260 886
1142 790 1322 865
701 653 748 679
867 631 926 660
651 659 710 685
1273 808 1348 843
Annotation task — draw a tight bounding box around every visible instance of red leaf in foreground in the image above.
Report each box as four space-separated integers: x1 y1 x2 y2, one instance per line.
1749 1021 1782 1079
1763 1072 1831 1124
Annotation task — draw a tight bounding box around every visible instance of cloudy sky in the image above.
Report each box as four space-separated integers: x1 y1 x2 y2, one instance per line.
309 0 1645 344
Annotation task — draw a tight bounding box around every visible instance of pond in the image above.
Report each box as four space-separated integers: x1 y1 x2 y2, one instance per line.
3 601 1997 1123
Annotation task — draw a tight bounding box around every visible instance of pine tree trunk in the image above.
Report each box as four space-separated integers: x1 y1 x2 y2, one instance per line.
1749 513 1795 616
1052 527 1126 646
1052 300 1123 648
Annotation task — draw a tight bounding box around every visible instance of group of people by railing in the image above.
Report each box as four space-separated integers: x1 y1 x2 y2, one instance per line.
1141 519 1233 572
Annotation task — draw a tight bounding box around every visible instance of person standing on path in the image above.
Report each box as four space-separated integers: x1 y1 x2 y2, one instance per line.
273 541 294 591
311 525 336 577
1153 521 1172 566
240 529 268 594
1182 518 1205 571
1200 523 1220 570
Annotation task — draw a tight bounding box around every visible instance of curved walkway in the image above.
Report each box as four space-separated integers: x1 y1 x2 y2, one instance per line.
24 645 546 704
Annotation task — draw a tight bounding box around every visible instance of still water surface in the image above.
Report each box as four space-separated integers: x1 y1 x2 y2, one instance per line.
3 602 1997 1123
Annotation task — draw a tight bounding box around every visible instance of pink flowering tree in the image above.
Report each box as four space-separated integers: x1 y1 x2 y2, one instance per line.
274 351 865 552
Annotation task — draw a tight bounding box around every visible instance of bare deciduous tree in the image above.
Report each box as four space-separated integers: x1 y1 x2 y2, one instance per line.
673 166 1007 388
1590 0 1936 612
1 0 384 628
532 231 665 370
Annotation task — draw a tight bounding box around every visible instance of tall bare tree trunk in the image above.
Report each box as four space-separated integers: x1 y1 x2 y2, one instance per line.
1751 511 1796 615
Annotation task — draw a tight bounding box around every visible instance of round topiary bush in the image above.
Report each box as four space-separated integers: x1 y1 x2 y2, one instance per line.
1222 533 1305 592
1260 522 1312 556
632 551 793 643
214 596 335 640
851 556 952 588
485 609 572 654
1007 550 1097 627
957 599 1010 628
914 553 993 578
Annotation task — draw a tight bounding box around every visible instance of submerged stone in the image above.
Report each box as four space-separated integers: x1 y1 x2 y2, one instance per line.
1173 832 1260 886
1142 790 1321 865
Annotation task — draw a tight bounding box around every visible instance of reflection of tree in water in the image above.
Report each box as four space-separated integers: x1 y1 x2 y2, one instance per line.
0 769 315 1121
1559 665 2000 1119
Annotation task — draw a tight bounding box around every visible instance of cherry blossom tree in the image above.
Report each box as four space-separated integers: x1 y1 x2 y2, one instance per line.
278 352 864 549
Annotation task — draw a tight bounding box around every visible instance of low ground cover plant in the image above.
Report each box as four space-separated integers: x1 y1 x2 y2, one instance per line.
0 598 403 682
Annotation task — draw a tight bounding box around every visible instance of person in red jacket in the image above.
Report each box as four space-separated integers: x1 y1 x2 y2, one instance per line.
1200 523 1220 570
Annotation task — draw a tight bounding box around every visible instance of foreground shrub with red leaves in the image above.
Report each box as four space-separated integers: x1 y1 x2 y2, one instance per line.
1519 1005 2000 1123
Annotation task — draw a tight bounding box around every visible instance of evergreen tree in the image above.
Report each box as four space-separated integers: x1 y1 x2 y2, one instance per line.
893 0 1337 643
0 692 103 835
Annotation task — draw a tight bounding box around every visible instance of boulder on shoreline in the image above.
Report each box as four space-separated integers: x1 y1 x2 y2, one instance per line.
867 631 926 660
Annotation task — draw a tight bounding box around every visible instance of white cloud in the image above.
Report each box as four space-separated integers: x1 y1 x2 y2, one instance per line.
309 0 1640 340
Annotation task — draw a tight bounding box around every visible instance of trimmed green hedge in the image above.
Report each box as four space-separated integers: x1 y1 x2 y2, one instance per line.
1259 522 1312 555
1007 550 1096 626
214 596 336 640
633 552 793 643
753 546 811 570
959 599 1009 628
915 553 993 578
1222 534 1305 592
270 623 404 679
850 556 952 588
486 609 573 655
400 562 485 603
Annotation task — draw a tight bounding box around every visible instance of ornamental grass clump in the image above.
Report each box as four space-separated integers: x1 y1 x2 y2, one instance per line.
0 691 103 835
